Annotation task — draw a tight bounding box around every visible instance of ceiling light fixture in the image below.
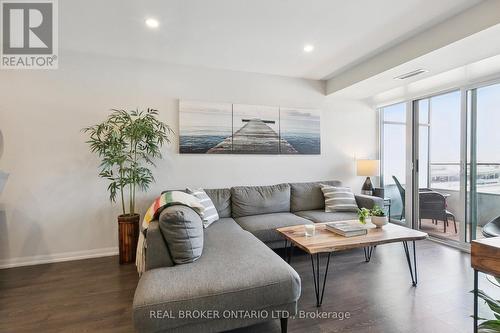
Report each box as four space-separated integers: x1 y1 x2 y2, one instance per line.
303 44 314 53
145 18 159 29
394 69 428 80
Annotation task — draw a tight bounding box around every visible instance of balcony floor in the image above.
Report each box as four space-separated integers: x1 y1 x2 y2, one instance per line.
418 218 485 242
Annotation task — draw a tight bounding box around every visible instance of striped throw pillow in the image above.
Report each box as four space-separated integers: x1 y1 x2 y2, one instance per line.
320 184 359 212
187 188 219 228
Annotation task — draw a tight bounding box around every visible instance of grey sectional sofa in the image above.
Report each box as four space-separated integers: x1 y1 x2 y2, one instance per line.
133 181 383 333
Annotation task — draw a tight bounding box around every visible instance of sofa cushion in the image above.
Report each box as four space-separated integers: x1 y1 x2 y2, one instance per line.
235 212 312 243
133 217 301 333
290 180 342 212
295 210 358 223
231 183 291 218
158 205 204 264
204 188 231 218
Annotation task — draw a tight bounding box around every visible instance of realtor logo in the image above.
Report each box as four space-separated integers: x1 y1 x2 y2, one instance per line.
1 0 58 69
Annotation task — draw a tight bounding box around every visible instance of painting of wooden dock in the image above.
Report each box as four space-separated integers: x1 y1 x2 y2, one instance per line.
179 100 320 154
230 104 282 154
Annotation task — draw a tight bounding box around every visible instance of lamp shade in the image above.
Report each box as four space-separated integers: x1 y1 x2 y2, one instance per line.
356 159 380 177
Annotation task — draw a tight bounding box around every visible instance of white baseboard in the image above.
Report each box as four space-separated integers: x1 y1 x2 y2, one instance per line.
0 247 119 269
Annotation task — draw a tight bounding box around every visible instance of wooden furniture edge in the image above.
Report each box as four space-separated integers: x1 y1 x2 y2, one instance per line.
276 224 428 254
471 237 500 277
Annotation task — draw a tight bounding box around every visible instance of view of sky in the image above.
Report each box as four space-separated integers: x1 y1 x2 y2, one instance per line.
382 83 500 187
179 101 232 136
280 107 320 136
477 84 500 163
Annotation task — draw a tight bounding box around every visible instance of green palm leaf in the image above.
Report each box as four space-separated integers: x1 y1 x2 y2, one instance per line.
83 108 173 215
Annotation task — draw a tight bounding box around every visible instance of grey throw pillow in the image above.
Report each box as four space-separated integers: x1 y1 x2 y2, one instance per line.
158 205 204 264
320 184 359 212
187 188 220 228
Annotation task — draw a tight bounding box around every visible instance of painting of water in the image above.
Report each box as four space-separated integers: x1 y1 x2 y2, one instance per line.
179 100 320 155
279 107 321 154
179 101 232 153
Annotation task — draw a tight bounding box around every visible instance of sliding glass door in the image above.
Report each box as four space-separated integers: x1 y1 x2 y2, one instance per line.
380 103 409 225
467 82 500 241
380 81 500 247
413 91 465 244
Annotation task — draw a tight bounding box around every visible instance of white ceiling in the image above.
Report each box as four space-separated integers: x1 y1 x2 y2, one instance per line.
371 54 500 106
61 0 482 80
329 23 500 105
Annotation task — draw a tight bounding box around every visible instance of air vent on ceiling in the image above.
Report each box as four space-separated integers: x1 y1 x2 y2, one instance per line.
394 69 428 80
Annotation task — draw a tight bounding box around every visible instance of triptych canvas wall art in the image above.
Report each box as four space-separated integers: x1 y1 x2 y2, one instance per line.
179 100 320 155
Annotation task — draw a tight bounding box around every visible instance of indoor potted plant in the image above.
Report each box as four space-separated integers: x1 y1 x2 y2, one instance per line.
370 205 388 228
358 207 371 225
84 108 173 264
473 276 500 332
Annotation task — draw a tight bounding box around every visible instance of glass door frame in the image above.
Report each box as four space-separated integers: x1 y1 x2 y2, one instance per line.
379 76 500 251
378 101 412 227
379 88 468 248
411 89 467 246
460 87 468 245
464 77 500 244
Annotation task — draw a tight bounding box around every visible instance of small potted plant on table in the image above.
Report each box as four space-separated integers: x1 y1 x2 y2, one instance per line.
84 108 173 264
370 205 388 228
358 208 371 225
358 206 388 228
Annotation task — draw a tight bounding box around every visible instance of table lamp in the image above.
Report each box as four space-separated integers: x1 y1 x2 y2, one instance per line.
356 159 379 195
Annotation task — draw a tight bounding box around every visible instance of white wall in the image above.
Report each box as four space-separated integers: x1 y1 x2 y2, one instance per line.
0 51 377 268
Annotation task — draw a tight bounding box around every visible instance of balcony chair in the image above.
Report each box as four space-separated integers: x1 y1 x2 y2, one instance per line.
482 216 500 238
392 176 406 220
392 175 433 220
419 191 457 233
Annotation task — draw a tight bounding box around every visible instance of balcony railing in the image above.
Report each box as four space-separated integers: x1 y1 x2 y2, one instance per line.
429 162 500 195
384 162 500 227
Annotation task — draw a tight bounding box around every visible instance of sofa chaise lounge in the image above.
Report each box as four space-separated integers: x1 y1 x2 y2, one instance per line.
133 181 383 333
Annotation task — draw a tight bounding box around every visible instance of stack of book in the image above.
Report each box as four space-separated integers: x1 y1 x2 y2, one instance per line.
325 221 367 237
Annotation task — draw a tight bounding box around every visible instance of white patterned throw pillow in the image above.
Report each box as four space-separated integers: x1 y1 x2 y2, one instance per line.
187 188 219 228
320 184 359 212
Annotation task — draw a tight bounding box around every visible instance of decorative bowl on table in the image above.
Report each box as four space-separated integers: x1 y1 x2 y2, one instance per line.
371 216 388 228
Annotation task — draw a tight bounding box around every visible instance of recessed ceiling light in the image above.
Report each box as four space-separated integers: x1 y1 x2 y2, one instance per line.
303 44 314 53
145 18 159 29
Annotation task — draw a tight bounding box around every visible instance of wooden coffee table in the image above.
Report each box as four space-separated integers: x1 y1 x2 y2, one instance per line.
276 221 428 307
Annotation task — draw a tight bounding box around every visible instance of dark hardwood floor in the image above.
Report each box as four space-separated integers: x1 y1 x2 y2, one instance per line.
0 240 479 333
